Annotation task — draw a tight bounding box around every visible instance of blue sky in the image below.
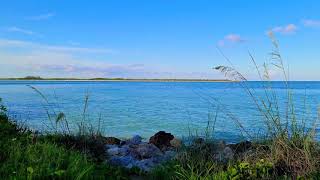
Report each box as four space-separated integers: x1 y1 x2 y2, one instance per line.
0 0 319 80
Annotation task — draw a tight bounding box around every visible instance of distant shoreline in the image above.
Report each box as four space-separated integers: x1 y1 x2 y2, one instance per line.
0 78 233 82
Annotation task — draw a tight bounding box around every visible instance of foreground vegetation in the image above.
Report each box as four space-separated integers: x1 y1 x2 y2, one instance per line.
0 98 141 179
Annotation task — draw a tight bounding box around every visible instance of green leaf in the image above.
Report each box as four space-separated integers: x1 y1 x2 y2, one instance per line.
54 170 66 176
27 167 34 174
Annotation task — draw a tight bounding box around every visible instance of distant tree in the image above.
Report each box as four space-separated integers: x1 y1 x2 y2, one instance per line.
23 76 42 80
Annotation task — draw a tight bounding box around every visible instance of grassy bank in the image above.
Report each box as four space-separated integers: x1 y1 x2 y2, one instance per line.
0 98 141 179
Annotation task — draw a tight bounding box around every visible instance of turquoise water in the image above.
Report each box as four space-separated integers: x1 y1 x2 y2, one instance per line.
0 81 319 142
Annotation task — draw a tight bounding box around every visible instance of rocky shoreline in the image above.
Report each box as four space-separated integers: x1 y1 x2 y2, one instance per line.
103 131 253 172
104 131 180 172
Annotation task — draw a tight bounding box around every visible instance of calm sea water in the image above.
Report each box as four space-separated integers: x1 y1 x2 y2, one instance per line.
0 80 319 142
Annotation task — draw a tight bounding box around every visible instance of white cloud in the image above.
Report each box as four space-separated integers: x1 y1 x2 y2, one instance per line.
4 26 44 37
0 38 150 78
6 27 35 35
26 13 55 20
0 46 140 78
225 34 244 43
0 38 221 79
269 24 297 35
0 43 219 79
0 39 114 54
217 34 245 47
0 39 30 47
0 50 197 79
302 19 320 28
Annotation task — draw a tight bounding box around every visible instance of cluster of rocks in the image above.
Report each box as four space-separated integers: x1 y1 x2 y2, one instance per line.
104 131 253 172
104 131 182 172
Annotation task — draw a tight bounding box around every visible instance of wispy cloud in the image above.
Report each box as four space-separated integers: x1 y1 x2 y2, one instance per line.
0 39 131 78
26 13 55 20
302 19 320 28
217 34 245 47
0 38 218 79
269 24 297 35
4 26 44 37
0 39 114 54
33 64 147 76
0 49 169 78
6 26 35 35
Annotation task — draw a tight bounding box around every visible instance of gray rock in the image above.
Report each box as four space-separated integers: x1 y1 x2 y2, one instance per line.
108 155 136 167
107 147 129 156
163 150 176 160
223 147 234 160
105 134 178 172
135 143 163 159
126 135 142 145
150 156 165 164
105 144 118 149
134 158 156 172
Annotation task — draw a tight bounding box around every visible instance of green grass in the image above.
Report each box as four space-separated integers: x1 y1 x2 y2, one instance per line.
0 98 135 179
0 120 142 179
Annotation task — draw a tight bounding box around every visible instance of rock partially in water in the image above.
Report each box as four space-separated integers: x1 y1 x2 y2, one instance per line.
149 131 174 150
125 135 142 145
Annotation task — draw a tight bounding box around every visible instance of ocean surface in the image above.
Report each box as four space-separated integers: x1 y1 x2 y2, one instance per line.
0 80 319 142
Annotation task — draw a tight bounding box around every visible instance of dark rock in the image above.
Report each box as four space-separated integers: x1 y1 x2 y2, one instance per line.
104 137 121 145
149 131 174 150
